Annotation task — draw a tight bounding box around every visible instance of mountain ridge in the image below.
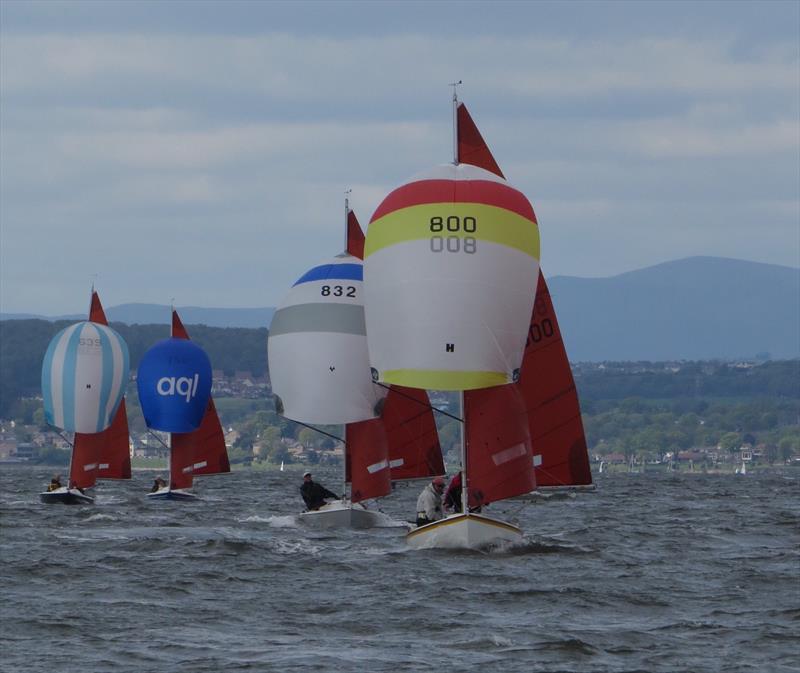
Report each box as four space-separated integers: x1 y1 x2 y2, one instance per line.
3 256 798 360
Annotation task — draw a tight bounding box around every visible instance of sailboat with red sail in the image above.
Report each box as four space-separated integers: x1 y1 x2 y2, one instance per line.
40 290 131 505
364 92 590 548
146 310 230 501
268 202 443 527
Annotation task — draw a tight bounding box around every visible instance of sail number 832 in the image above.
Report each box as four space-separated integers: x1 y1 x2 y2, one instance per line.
429 216 477 254
321 285 356 298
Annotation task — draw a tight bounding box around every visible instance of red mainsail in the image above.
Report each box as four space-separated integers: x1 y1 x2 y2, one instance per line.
70 291 131 488
464 385 535 507
457 101 591 490
518 275 592 486
382 385 444 481
168 310 230 490
346 418 391 503
346 208 365 259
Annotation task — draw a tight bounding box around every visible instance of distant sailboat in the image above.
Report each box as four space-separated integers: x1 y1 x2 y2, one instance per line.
599 461 605 474
40 290 130 504
365 92 541 549
138 310 228 501
736 461 747 475
280 460 285 472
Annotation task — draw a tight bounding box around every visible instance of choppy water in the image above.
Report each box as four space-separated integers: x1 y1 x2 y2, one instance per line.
1 465 798 673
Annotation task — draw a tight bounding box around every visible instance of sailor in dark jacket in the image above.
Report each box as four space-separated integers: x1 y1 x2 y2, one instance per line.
300 471 339 511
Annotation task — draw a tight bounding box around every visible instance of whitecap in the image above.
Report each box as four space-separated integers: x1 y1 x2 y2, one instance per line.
82 513 116 522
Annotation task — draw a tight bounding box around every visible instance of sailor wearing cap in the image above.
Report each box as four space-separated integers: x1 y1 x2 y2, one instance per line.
415 476 445 526
300 471 339 512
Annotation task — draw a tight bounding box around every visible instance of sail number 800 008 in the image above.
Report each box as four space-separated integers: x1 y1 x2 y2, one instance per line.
429 216 476 254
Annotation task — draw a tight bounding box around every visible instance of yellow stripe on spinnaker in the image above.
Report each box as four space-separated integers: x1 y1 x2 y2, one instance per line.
381 369 510 391
365 203 540 259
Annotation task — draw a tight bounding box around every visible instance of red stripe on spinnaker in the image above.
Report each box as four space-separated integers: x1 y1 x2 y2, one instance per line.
370 179 536 223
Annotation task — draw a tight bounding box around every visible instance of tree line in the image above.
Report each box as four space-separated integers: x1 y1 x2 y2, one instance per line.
0 319 268 418
2 319 798 465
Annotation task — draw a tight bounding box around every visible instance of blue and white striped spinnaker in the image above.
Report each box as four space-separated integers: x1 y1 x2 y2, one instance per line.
41 321 130 434
268 253 387 426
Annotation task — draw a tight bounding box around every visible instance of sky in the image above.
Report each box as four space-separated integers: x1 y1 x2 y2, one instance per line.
1 0 798 315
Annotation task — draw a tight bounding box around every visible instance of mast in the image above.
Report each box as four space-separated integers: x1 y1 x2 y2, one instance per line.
343 189 351 256
342 191 350 502
450 80 461 164
460 392 468 515
67 284 95 490
168 301 174 488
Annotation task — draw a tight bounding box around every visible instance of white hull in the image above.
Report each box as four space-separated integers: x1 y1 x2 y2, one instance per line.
146 487 198 501
298 500 382 529
40 486 94 505
406 512 522 550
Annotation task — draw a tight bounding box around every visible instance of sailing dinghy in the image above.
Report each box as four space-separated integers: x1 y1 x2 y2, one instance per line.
365 93 547 549
40 290 130 504
269 203 443 528
138 310 227 501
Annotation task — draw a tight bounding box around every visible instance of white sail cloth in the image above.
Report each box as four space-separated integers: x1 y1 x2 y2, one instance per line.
41 321 130 433
364 163 540 391
268 253 386 425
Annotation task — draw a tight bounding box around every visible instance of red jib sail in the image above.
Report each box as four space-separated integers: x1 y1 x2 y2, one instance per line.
346 418 391 503
457 101 591 489
169 311 230 490
381 385 444 481
70 291 131 489
464 384 535 507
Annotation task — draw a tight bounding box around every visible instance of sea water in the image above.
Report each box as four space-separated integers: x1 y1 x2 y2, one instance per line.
1 465 797 672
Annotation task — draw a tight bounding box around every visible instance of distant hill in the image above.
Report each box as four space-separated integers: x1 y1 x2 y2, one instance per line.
2 257 798 360
548 256 799 361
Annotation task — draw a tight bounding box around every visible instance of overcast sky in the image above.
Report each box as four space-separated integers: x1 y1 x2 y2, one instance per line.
1 0 798 315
